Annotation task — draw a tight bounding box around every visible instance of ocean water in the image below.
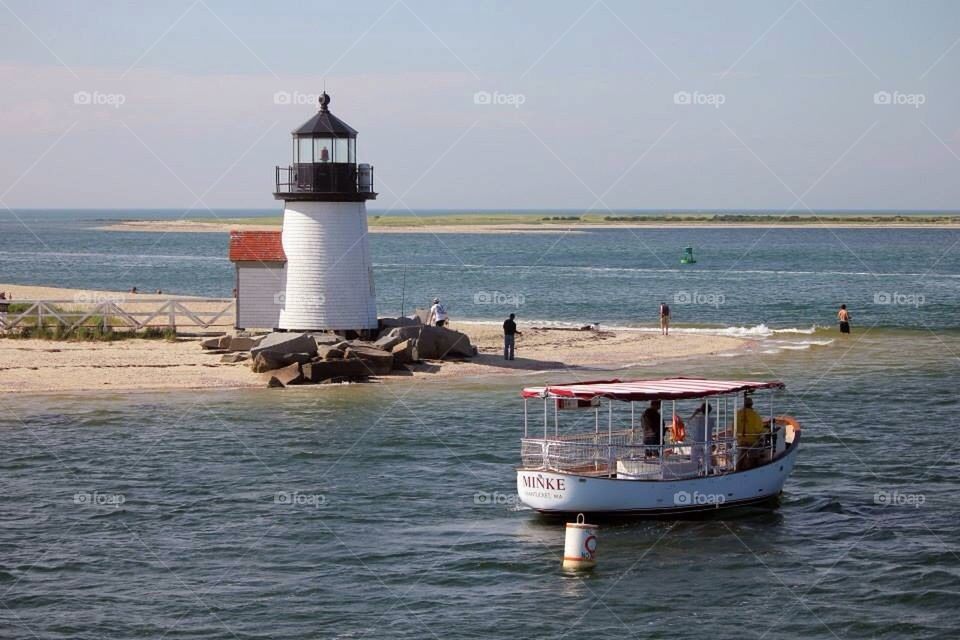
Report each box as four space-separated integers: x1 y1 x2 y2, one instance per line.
1 210 959 639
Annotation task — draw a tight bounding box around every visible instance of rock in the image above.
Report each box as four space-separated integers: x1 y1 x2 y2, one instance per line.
251 332 318 357
250 351 287 373
266 376 285 388
344 345 394 375
200 336 223 350
220 353 249 363
413 308 431 324
378 316 420 330
316 345 345 360
373 333 404 351
261 362 303 387
281 352 314 366
370 325 473 360
227 336 262 352
413 325 474 359
391 339 418 366
333 340 350 351
302 359 372 383
217 335 232 349
313 334 341 346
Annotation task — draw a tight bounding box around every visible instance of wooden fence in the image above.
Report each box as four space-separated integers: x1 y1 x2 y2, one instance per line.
0 298 235 334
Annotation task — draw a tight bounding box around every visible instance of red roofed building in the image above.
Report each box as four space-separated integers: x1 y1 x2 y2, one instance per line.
228 230 286 262
229 230 287 329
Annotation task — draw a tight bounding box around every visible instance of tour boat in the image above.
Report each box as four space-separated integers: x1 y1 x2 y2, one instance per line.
516 377 801 515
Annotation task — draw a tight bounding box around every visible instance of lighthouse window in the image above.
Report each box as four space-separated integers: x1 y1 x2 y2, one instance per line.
297 137 313 163
313 137 334 163
333 138 349 163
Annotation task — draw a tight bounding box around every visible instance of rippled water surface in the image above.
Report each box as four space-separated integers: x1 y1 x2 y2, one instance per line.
2 211 959 638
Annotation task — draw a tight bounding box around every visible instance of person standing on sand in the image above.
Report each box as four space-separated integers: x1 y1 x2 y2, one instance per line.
659 302 670 336
838 304 851 335
503 313 522 360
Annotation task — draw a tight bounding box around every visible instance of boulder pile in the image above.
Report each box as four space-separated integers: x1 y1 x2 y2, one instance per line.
201 317 476 388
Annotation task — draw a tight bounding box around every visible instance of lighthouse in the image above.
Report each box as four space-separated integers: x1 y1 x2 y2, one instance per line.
272 91 378 332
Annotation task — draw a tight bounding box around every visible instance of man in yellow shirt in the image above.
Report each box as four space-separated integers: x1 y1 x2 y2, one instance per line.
735 396 766 469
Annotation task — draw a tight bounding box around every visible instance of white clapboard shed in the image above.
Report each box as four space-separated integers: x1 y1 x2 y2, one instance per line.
228 230 287 330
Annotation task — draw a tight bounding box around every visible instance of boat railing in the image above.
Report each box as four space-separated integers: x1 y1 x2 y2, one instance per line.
521 426 788 479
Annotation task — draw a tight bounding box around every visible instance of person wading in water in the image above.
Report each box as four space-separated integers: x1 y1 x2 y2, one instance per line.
837 304 851 335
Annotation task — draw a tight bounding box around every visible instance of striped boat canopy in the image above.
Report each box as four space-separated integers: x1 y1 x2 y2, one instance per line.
521 377 785 401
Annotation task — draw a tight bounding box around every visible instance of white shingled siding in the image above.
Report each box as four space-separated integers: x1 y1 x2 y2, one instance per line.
236 262 287 330
278 201 377 331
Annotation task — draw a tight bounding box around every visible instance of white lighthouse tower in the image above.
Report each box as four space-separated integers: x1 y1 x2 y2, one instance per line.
273 92 378 332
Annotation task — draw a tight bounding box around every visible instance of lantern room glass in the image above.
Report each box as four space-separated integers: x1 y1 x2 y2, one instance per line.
295 136 356 164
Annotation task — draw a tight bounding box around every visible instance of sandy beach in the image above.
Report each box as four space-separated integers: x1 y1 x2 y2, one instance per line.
98 219 960 234
0 285 747 394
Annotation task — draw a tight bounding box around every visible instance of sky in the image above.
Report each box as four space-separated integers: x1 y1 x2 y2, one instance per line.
1 0 959 212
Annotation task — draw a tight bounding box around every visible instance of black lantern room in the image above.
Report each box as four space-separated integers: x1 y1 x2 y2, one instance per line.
274 92 376 201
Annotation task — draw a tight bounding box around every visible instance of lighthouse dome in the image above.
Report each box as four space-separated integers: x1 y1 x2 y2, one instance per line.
292 92 358 138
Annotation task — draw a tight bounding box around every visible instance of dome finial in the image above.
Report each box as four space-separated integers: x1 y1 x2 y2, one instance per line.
319 91 330 112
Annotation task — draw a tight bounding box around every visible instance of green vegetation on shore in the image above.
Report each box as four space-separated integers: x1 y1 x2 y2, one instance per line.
206 212 960 228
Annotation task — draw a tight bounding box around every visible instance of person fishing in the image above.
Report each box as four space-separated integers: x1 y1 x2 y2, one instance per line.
428 297 448 327
502 313 522 361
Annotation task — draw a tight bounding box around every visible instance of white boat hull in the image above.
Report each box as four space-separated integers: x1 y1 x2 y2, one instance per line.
517 435 801 515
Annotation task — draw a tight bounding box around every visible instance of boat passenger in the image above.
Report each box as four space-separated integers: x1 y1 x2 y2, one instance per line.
687 402 713 470
735 396 765 469
641 400 662 456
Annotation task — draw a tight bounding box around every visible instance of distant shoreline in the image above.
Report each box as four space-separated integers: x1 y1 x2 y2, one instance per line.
99 214 960 234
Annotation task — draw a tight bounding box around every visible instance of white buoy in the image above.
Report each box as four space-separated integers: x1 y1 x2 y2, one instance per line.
562 513 599 571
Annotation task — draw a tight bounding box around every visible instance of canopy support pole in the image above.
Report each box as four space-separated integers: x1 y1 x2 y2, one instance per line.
732 395 739 471
543 397 548 440
608 400 612 444
523 399 528 438
770 389 775 459
554 398 559 437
